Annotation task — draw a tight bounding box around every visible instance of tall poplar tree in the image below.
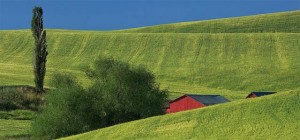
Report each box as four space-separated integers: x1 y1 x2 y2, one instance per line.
31 6 48 93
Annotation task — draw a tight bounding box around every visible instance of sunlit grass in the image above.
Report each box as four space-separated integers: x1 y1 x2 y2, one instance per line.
0 31 299 100
118 10 300 33
0 10 299 139
0 119 31 139
60 90 300 139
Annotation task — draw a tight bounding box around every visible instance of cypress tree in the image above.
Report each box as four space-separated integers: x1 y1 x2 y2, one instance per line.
31 6 48 93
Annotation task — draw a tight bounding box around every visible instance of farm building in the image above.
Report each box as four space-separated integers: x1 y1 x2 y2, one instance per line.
166 94 229 114
246 92 276 98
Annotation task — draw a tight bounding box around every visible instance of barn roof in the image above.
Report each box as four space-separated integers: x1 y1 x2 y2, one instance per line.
170 94 230 106
251 92 276 97
187 94 230 106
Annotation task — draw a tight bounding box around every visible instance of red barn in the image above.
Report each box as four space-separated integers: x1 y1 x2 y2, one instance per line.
166 94 229 114
246 92 276 98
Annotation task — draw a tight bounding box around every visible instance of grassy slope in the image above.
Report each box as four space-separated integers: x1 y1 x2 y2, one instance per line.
0 31 300 99
0 10 299 140
118 10 300 33
0 30 300 99
61 90 300 140
0 11 299 99
0 119 31 138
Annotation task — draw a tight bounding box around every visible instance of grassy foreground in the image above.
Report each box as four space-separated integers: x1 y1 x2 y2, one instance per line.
0 119 31 139
0 110 34 139
61 90 300 140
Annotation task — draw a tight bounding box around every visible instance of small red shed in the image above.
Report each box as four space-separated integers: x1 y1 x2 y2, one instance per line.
166 94 229 114
246 92 276 98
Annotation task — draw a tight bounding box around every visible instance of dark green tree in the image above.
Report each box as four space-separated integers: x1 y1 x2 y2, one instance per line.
31 6 48 93
31 74 89 139
87 58 168 126
32 58 168 139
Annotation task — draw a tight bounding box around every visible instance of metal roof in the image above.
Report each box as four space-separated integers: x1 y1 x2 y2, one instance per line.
186 94 230 106
251 92 276 97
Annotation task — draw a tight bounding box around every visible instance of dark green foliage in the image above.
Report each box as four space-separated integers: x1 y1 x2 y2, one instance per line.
31 6 48 93
32 74 89 139
0 91 21 110
32 58 168 139
88 58 168 126
0 86 43 111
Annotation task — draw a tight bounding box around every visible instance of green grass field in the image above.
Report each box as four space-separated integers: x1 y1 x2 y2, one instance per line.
0 110 34 139
0 10 300 139
0 119 31 139
118 10 300 33
61 90 300 140
1 31 299 100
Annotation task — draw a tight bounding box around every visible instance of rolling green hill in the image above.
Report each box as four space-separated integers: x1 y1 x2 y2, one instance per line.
0 11 300 100
118 10 300 33
1 10 299 140
60 90 300 140
0 31 300 100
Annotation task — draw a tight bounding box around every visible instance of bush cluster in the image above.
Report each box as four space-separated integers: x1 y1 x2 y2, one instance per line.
32 58 168 139
0 86 43 111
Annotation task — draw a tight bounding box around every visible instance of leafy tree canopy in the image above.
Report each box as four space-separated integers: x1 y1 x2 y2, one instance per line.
32 58 168 139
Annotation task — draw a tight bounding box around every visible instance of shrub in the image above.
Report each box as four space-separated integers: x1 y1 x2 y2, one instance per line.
0 86 43 111
87 58 168 127
32 58 168 139
0 90 22 110
31 74 89 139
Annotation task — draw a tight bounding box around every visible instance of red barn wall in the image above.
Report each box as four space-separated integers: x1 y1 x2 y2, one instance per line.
168 96 205 113
246 93 257 98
